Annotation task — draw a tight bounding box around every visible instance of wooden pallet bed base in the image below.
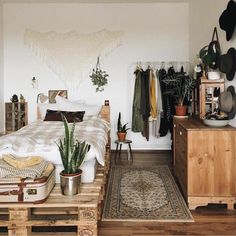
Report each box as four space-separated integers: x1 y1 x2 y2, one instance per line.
0 144 110 236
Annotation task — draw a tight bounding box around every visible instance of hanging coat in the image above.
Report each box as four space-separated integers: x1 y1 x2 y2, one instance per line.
140 69 150 141
158 68 169 137
132 69 144 132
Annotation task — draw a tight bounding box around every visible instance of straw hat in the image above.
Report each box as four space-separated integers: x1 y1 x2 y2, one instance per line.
218 86 236 119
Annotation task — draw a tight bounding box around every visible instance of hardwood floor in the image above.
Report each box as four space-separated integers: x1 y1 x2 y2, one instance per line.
99 151 236 236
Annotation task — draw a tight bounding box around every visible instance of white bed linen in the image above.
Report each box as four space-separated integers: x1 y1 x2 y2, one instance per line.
0 117 110 183
0 117 110 165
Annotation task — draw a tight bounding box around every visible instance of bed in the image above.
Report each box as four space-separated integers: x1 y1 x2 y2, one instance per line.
0 98 110 184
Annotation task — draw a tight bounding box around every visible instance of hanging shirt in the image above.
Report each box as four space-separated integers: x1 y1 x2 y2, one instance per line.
132 69 144 132
153 69 163 137
149 69 157 119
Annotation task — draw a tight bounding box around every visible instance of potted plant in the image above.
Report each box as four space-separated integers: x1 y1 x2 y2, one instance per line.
163 72 196 116
56 115 90 196
90 56 109 92
117 112 130 141
199 28 221 80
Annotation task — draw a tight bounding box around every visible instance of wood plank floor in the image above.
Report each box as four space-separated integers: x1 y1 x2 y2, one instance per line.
98 151 236 236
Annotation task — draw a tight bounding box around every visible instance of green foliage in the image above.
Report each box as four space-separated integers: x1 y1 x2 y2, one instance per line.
56 115 90 174
163 73 196 106
117 112 130 133
199 42 221 70
90 57 109 92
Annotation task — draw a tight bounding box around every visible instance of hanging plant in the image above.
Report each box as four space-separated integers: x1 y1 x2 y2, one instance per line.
90 57 109 92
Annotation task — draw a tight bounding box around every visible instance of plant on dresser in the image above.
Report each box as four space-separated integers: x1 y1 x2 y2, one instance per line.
163 73 196 116
56 115 90 196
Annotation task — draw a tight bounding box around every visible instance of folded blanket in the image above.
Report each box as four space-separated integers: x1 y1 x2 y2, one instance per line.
0 158 49 179
2 154 43 169
0 162 54 183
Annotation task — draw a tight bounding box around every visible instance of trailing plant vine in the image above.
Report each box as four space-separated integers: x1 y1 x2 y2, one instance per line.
90 57 109 92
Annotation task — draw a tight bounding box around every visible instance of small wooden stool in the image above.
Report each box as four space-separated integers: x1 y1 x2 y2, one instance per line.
114 139 133 163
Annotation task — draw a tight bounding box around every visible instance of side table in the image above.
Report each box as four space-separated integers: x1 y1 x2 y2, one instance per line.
114 139 133 163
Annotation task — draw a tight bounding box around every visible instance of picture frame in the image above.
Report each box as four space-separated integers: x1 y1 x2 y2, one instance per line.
48 90 68 103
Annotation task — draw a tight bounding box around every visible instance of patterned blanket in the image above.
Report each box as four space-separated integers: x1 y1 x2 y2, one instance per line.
0 117 110 166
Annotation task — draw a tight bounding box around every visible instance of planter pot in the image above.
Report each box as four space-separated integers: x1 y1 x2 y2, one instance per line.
175 105 187 116
207 71 220 80
117 132 126 141
60 169 82 196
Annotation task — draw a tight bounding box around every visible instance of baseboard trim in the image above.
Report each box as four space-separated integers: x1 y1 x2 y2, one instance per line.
111 149 172 154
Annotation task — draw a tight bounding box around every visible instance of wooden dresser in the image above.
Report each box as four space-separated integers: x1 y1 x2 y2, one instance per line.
173 117 236 210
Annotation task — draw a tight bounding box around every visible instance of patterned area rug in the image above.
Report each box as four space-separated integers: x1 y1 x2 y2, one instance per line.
102 165 193 222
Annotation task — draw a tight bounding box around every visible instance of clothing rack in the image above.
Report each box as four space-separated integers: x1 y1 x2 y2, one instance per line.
133 60 191 73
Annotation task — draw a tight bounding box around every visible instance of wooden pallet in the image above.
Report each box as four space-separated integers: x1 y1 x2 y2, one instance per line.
0 148 110 236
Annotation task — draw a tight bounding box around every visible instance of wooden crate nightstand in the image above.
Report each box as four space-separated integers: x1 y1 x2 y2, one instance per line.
5 102 28 133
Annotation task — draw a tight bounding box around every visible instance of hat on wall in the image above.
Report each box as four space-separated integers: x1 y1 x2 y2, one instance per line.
219 0 236 41
218 47 236 81
218 86 236 119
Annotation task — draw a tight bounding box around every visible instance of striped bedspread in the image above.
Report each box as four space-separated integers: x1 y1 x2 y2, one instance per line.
0 117 110 166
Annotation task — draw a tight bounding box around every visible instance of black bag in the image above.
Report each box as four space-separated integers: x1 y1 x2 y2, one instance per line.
199 27 221 70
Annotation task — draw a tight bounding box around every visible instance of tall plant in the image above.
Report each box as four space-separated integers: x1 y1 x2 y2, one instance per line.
117 112 129 133
56 115 90 174
163 73 196 106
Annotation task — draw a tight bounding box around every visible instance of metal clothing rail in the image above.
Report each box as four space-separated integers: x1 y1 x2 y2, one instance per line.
133 60 191 73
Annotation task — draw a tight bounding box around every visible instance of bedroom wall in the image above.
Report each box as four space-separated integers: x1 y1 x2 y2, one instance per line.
189 0 236 127
3 2 189 150
0 3 3 134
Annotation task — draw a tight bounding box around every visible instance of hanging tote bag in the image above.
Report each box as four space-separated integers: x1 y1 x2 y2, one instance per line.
199 27 221 70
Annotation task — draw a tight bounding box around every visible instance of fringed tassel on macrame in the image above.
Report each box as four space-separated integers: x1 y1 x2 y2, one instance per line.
24 29 124 86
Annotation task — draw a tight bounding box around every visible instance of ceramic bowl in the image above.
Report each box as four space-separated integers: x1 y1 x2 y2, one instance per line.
207 71 220 80
203 119 230 127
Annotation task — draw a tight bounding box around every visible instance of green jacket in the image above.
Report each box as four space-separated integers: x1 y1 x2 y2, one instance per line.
132 69 144 132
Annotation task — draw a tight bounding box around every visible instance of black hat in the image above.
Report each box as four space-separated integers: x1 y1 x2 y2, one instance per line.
218 86 236 119
219 0 236 41
219 47 236 81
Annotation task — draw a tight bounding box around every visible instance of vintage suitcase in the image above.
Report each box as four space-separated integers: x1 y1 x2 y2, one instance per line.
0 163 55 203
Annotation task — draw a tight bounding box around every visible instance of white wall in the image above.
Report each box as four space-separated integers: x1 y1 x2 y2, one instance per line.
189 0 236 127
0 2 3 133
3 2 189 149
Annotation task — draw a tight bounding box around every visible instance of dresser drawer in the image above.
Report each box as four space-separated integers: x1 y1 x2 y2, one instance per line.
175 146 187 198
175 124 187 142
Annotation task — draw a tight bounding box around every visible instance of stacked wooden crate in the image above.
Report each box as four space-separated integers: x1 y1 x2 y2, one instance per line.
0 146 110 236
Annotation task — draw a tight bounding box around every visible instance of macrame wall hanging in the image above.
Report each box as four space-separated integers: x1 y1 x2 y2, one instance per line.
24 29 123 87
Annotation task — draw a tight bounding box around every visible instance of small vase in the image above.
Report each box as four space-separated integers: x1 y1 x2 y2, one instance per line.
117 132 126 141
175 105 187 116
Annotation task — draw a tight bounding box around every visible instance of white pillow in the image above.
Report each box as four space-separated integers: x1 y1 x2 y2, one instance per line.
38 103 59 120
55 95 85 106
56 96 101 116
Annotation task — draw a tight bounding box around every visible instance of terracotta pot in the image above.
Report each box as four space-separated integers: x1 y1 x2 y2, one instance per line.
117 132 126 141
175 105 187 116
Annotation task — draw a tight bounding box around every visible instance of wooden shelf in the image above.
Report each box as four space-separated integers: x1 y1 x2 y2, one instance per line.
192 77 225 119
5 102 28 132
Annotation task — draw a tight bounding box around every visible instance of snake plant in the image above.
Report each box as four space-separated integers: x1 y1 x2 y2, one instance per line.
57 115 90 174
117 112 130 133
